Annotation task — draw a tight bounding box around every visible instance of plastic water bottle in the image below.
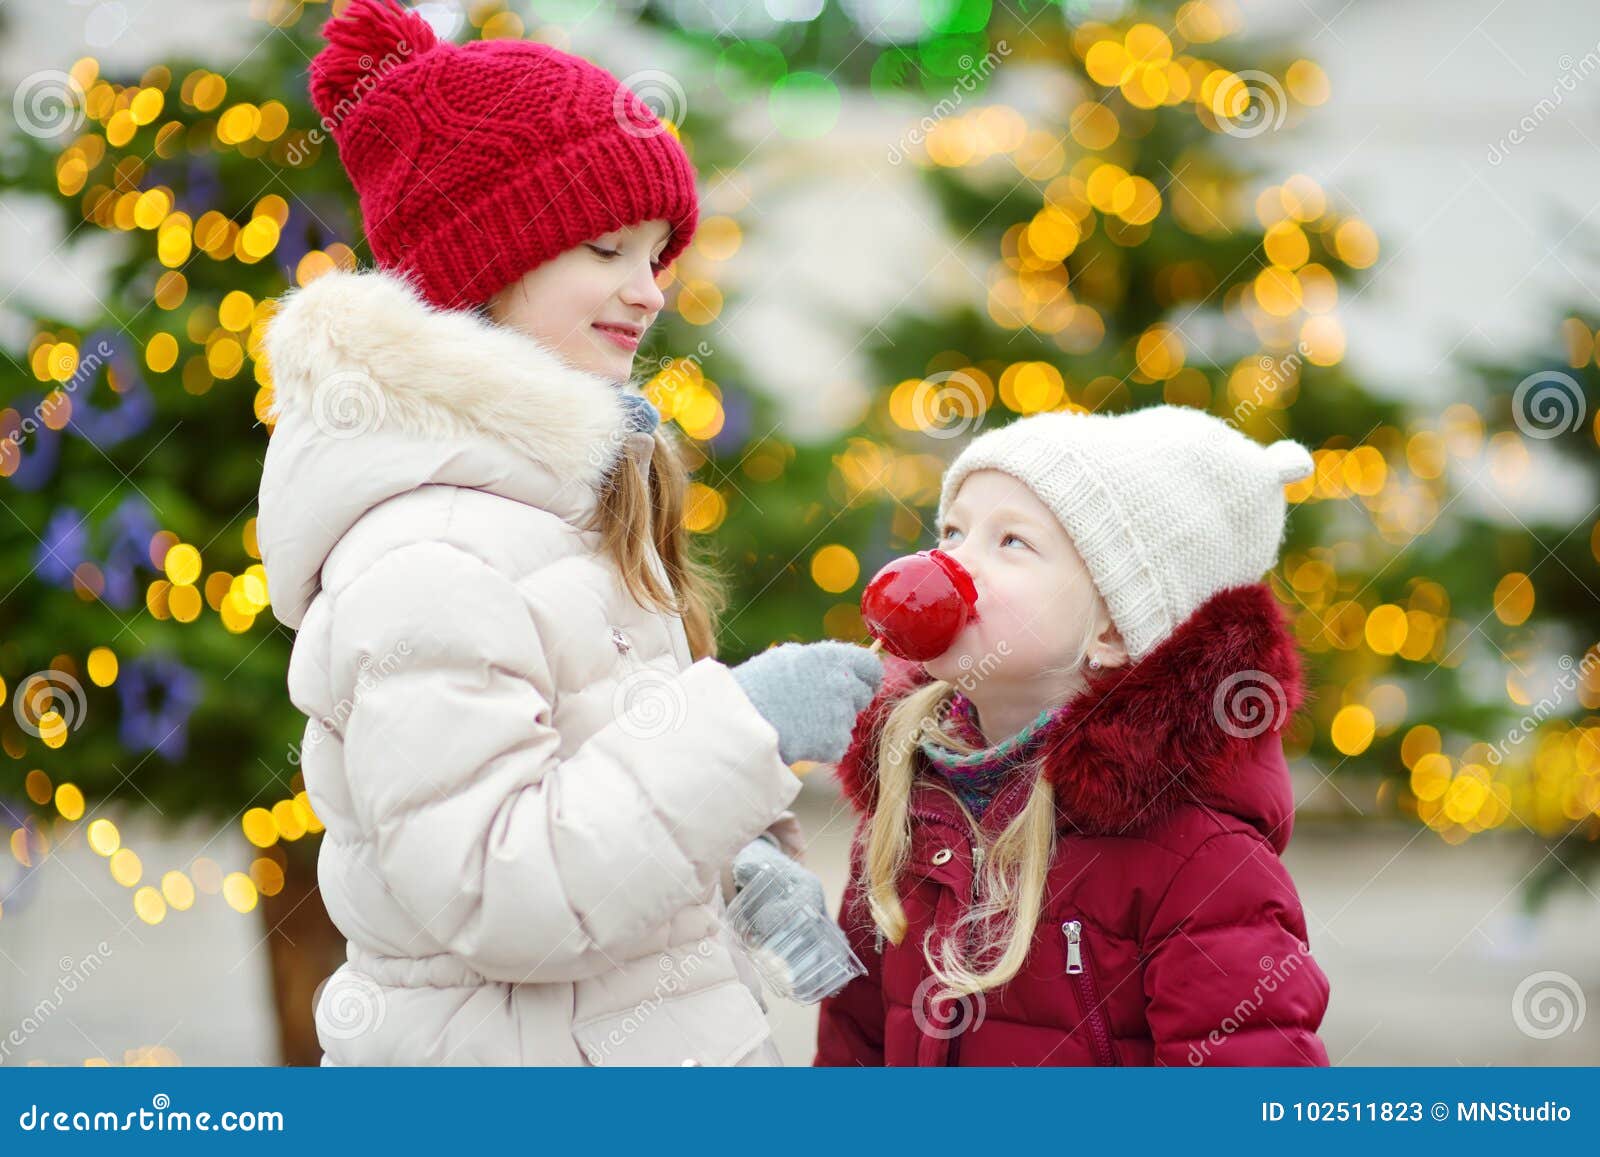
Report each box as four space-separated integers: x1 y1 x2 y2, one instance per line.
725 858 865 1004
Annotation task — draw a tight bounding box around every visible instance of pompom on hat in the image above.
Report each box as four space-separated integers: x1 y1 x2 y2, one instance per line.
936 405 1315 662
307 0 699 311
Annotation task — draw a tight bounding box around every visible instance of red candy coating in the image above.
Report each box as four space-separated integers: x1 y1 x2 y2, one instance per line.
860 549 978 661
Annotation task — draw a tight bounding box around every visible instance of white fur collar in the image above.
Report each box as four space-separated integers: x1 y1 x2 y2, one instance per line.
263 266 629 488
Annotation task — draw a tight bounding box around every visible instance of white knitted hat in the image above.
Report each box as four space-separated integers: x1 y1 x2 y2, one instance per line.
936 405 1314 662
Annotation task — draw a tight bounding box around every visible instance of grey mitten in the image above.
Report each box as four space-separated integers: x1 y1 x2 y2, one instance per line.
730 836 851 1000
732 835 826 916
730 641 884 764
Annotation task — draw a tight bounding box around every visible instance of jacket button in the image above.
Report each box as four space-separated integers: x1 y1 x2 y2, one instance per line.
931 848 953 865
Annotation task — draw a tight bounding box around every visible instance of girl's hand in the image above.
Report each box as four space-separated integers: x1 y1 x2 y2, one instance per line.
731 641 884 765
731 834 826 915
730 836 849 998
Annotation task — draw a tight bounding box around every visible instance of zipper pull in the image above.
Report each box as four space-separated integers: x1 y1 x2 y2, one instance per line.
873 925 884 954
970 843 985 901
1062 920 1083 974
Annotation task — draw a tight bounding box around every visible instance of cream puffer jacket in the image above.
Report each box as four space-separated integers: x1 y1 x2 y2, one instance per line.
257 267 804 1066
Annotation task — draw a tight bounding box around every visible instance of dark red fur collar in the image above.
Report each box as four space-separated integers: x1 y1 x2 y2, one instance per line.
833 582 1308 845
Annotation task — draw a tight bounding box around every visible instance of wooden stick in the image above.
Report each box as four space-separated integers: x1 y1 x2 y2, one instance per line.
867 636 885 655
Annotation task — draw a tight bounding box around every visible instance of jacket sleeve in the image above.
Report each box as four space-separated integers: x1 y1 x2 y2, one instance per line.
813 824 887 1065
1142 829 1331 1066
324 539 801 985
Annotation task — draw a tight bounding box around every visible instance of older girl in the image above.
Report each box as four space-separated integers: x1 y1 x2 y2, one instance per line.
258 0 878 1066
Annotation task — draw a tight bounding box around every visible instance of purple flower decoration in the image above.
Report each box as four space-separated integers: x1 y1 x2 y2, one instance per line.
65 332 153 449
117 654 202 761
32 498 156 606
168 155 222 218
709 383 753 454
101 495 159 609
35 506 88 588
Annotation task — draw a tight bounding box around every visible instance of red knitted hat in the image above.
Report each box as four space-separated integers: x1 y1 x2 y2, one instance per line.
308 0 699 311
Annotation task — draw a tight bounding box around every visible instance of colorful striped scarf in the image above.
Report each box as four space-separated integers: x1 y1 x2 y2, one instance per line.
918 692 1066 818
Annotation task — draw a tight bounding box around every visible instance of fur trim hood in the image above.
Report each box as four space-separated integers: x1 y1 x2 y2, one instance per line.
834 581 1310 851
256 267 636 629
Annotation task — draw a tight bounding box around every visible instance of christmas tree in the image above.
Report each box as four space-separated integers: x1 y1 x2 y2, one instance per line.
3 0 1594 1064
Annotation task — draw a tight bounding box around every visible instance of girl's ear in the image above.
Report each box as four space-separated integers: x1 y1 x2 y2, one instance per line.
1090 617 1129 671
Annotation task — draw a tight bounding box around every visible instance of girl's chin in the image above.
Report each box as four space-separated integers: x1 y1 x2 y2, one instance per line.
922 651 969 685
922 627 985 680
601 357 635 380
584 333 635 376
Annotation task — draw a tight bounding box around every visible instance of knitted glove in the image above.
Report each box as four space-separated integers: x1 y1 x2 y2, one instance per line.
732 835 825 912
730 642 884 765
730 836 837 989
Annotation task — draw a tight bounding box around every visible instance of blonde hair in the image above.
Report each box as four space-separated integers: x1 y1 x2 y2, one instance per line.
586 421 725 661
863 607 1102 1000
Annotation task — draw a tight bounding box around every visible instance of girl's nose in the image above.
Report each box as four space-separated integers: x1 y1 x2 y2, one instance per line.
621 259 666 314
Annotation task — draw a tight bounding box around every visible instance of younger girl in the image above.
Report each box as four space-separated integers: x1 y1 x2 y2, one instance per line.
815 405 1332 1066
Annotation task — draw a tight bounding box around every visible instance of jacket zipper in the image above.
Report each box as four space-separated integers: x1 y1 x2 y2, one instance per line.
905 803 1118 1067
1062 919 1119 1066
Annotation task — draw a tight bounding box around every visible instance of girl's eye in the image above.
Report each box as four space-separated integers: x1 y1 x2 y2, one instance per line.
588 244 621 259
1001 533 1029 549
939 526 961 542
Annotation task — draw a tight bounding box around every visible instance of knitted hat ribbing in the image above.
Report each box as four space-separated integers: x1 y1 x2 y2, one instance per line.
936 405 1314 662
309 0 699 311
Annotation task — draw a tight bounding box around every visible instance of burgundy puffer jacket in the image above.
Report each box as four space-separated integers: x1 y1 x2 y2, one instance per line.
815 582 1331 1067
